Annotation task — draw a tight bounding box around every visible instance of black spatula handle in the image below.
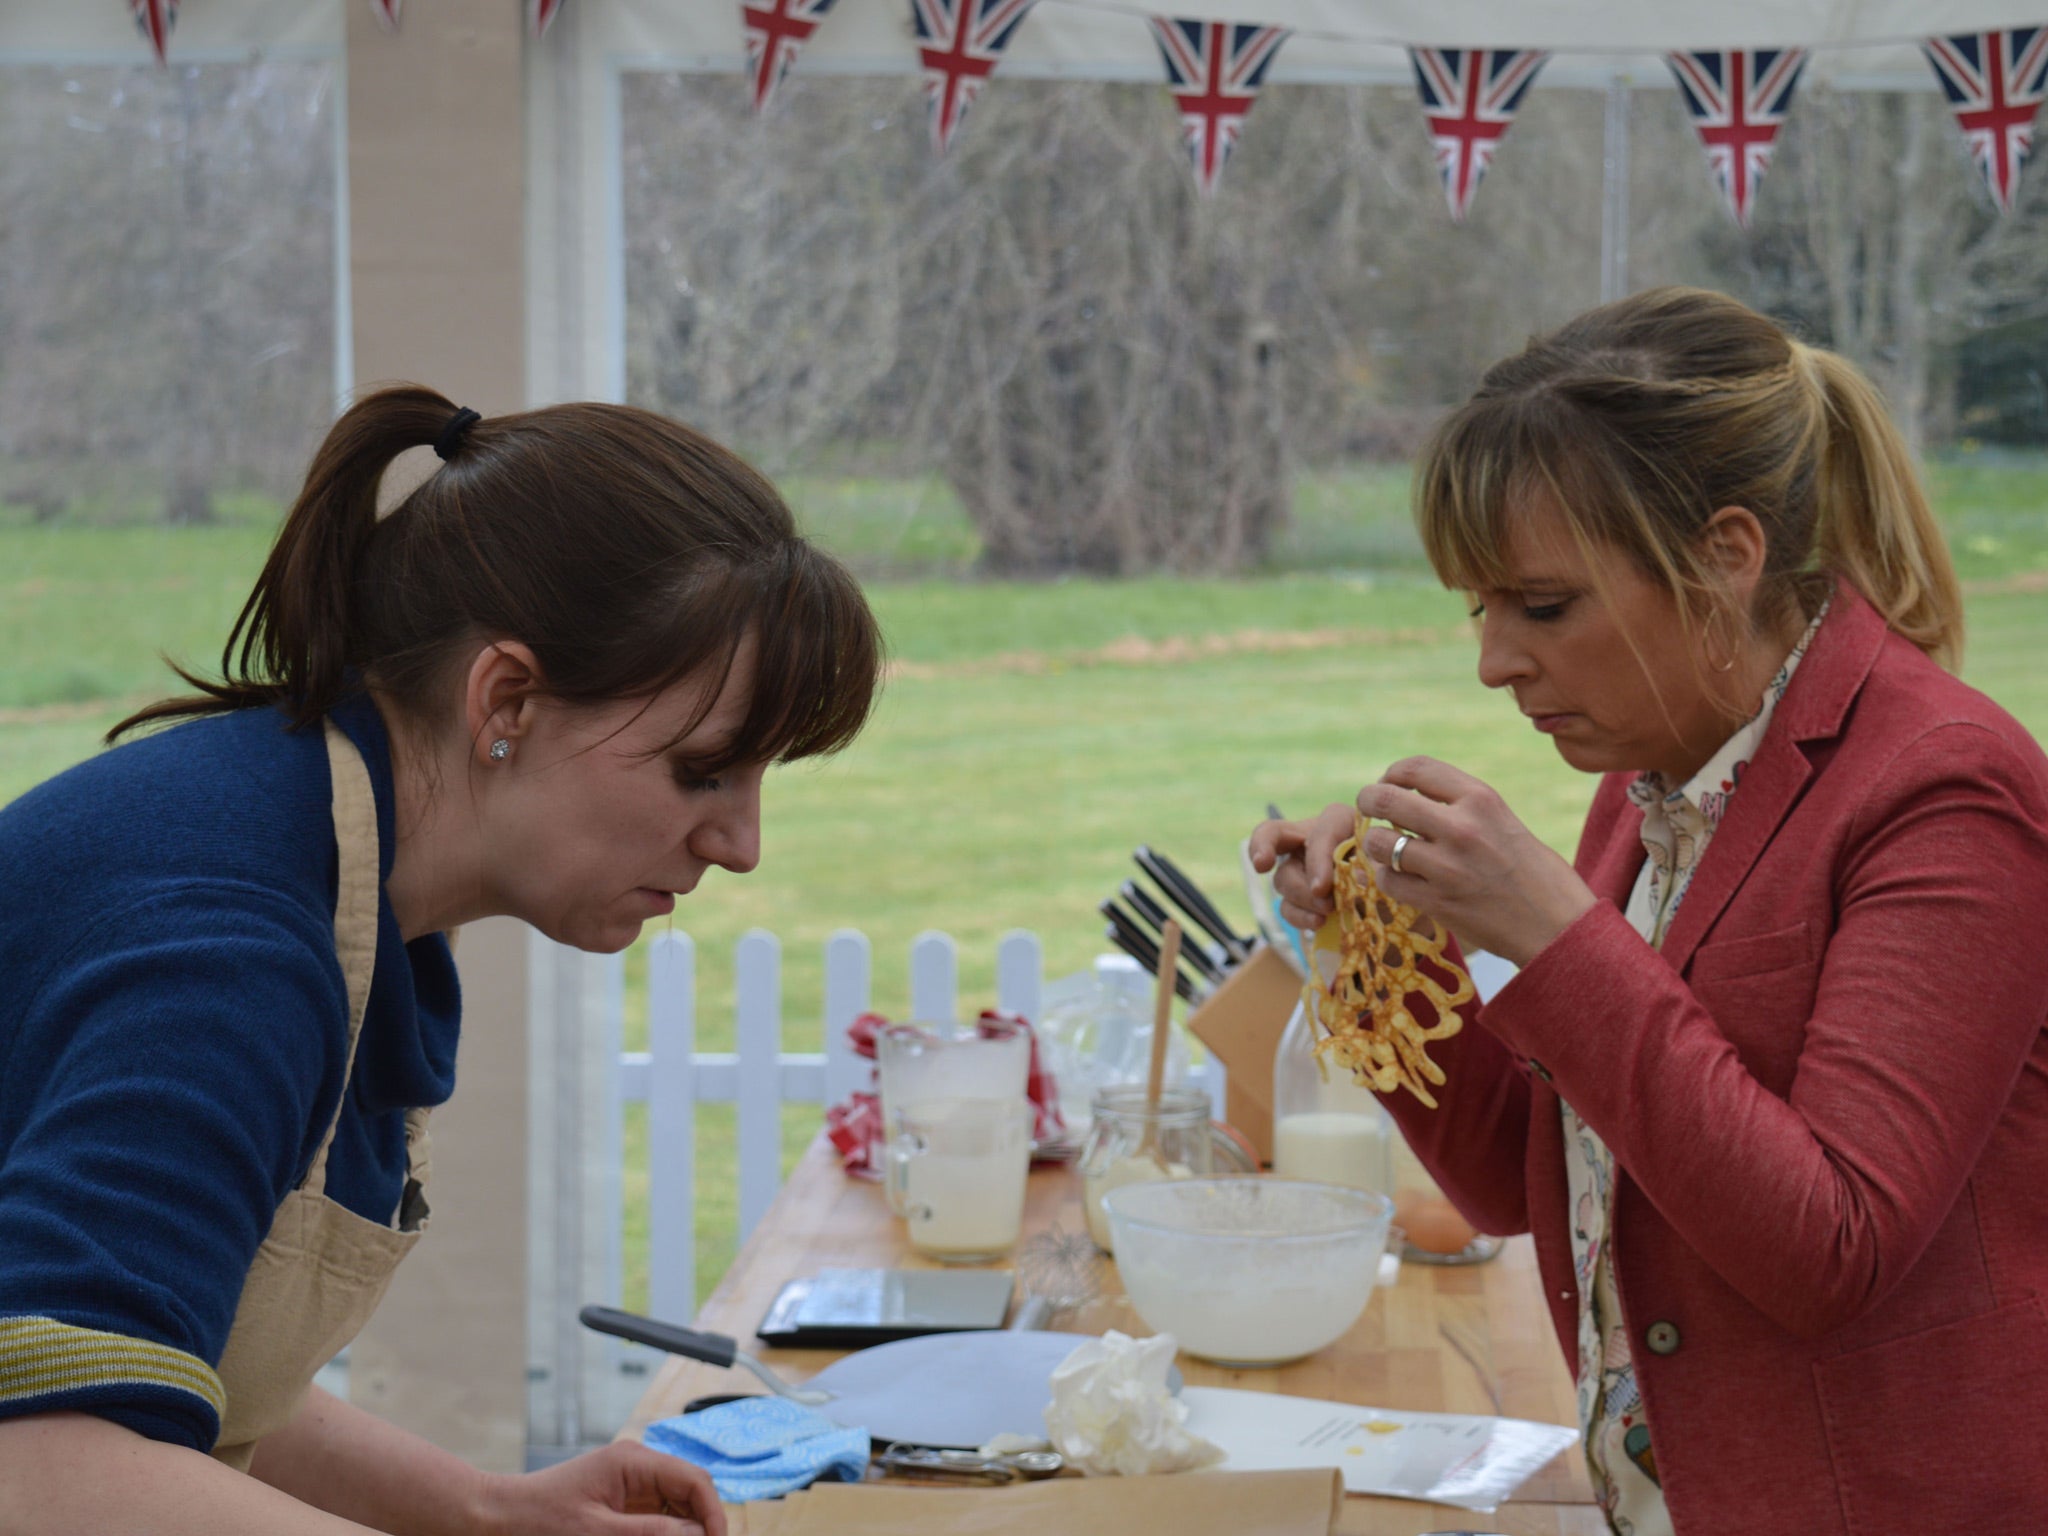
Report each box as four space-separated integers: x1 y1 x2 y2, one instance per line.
579 1304 738 1368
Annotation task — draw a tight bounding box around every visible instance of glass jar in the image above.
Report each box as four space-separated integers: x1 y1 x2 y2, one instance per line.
876 1019 1030 1147
1271 1001 1396 1198
1038 955 1193 1140
1077 1084 1213 1254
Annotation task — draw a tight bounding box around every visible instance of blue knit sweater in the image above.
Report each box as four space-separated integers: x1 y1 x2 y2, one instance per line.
0 694 460 1452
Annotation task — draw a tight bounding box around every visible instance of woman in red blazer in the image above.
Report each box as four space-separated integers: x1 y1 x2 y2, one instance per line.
1254 287 2048 1535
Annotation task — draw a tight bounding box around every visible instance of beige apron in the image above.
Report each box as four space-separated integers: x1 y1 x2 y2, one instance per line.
209 720 434 1471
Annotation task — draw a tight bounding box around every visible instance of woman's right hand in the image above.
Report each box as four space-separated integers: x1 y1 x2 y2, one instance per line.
476 1442 725 1536
1246 802 1359 933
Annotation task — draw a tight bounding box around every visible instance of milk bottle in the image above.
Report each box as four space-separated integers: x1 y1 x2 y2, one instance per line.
1270 1003 1395 1195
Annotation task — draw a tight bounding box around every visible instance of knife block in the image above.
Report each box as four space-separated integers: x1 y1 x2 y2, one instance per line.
1185 944 1302 1164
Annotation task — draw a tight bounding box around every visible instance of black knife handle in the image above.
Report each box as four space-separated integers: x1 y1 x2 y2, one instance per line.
1136 848 1250 962
1102 907 1211 997
1143 847 1249 949
1103 914 1162 974
1105 901 1155 950
1104 926 1201 1004
1121 880 1174 933
1109 891 1223 984
1100 900 1158 963
579 1305 737 1368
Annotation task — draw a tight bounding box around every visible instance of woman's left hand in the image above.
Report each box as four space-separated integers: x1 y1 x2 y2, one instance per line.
476 1442 726 1536
1354 757 1597 968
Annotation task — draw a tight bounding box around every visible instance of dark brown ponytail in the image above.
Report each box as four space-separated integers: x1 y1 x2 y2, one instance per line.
117 386 459 733
112 386 883 769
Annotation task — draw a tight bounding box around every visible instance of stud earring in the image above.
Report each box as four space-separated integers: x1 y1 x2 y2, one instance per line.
489 739 511 762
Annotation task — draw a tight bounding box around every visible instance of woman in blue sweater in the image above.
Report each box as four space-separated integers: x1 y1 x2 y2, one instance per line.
0 389 882 1536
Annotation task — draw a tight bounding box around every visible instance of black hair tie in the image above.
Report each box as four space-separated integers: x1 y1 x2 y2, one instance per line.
434 406 482 461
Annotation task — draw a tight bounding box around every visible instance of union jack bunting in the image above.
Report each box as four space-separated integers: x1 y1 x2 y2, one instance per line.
909 0 1039 154
1666 49 1808 228
368 0 401 30
742 0 843 113
1923 30 2048 213
1148 20 1290 196
1409 48 1548 221
130 0 175 66
532 0 566 38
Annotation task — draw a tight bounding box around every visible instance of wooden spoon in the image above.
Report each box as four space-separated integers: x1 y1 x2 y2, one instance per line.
1138 919 1183 1171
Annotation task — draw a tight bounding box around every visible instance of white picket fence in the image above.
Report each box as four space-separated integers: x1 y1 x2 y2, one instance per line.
618 926 1054 1324
527 926 1495 1456
522 923 1231 1456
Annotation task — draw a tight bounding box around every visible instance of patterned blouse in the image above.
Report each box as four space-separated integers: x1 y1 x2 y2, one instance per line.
1562 602 1827 1535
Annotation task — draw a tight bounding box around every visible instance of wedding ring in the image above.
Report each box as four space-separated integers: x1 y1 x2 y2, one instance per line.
1389 832 1414 875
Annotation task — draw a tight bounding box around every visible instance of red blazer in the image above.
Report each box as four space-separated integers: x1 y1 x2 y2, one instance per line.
1385 582 2048 1535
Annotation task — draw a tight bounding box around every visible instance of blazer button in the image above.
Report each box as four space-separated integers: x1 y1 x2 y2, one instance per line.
1528 1058 1553 1083
1645 1321 1681 1356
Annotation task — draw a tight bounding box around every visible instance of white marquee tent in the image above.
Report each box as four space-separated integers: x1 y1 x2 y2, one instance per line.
3 0 2042 1467
12 1 2045 75
6 1 2041 414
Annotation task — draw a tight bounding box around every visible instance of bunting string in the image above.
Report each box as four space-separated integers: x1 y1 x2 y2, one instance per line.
110 2 2046 221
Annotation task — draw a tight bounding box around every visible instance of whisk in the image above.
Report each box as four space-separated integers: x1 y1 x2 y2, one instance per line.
1008 1222 1106 1330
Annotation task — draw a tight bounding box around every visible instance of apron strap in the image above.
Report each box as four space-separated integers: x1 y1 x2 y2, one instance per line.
302 720 386 1194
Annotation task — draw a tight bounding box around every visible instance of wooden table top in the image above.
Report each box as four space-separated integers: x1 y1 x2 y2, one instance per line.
621 1136 1606 1536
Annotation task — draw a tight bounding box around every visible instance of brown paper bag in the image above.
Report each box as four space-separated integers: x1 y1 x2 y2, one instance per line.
767 1468 1343 1536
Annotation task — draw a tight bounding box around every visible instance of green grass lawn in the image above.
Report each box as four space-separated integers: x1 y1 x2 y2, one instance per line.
7 454 2048 1307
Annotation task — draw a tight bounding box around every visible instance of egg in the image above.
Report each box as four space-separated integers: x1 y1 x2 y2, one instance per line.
1394 1190 1477 1255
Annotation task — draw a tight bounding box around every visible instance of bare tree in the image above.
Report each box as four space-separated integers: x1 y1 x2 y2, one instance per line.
0 62 338 524
623 75 1619 573
1770 87 2047 452
5 58 2044 543
624 75 919 467
896 84 1282 573
618 70 2048 574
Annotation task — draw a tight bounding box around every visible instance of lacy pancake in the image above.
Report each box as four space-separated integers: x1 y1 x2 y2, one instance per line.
1306 817 1473 1108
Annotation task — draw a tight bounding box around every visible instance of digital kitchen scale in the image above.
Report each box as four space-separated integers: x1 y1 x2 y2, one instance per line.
755 1266 1016 1348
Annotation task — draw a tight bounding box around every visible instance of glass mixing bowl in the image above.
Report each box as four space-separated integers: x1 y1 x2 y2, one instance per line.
1104 1177 1394 1367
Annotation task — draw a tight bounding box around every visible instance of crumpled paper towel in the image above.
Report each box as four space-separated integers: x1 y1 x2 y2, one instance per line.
1042 1330 1226 1476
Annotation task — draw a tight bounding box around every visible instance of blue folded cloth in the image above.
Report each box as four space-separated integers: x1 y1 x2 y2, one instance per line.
643 1396 871 1503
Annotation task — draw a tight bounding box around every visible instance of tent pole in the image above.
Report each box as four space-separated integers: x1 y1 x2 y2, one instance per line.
1600 74 1631 304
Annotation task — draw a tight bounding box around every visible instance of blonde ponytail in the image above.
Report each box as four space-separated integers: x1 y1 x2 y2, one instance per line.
1797 345 1965 671
1416 287 1967 679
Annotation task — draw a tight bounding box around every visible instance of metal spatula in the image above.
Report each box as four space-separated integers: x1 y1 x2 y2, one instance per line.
579 1305 832 1405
